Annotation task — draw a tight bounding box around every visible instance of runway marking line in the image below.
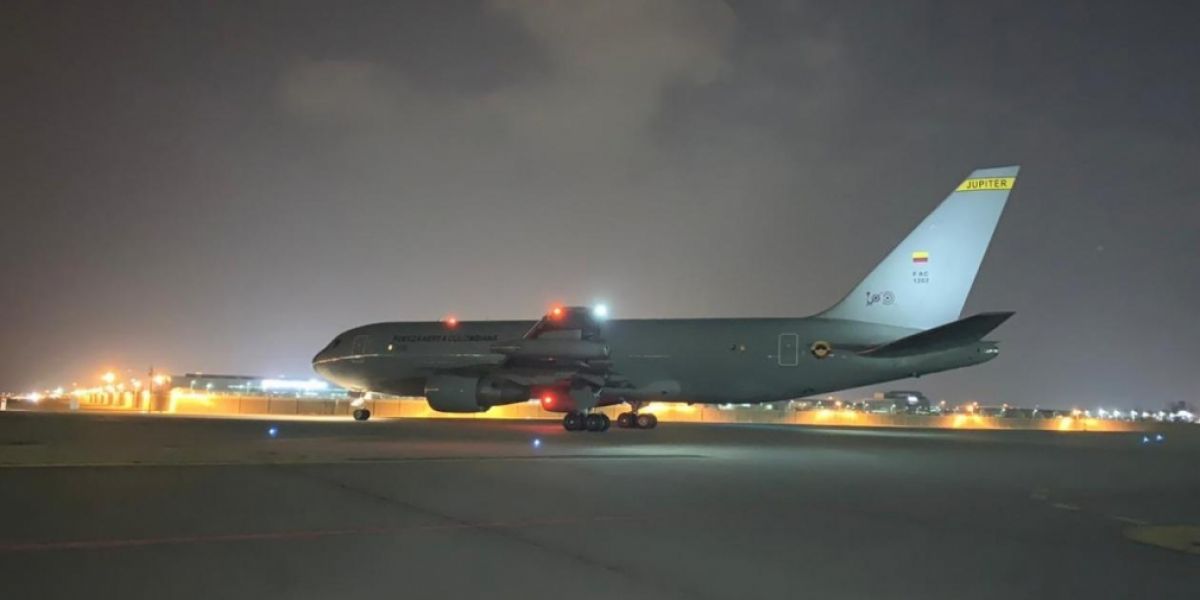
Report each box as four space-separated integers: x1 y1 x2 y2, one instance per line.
1031 489 1154 529
1122 525 1200 555
0 453 706 469
1110 515 1150 526
0 515 641 554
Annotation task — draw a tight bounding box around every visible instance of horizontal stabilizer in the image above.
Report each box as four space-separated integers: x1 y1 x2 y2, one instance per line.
859 312 1014 358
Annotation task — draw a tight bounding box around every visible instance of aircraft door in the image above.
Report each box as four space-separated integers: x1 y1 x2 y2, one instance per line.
778 333 799 366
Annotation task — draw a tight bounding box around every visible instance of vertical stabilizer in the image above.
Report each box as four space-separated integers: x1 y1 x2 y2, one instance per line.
819 166 1018 330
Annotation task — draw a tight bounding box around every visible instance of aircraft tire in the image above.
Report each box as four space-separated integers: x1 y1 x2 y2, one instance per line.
353 409 371 421
635 413 657 429
616 412 634 428
584 413 608 432
563 412 585 432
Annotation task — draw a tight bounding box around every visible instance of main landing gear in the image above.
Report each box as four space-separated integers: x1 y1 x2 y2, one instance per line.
561 398 658 433
562 412 610 432
352 408 372 421
561 410 657 432
616 411 657 429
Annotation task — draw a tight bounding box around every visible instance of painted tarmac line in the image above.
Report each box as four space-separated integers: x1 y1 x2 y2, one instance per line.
1122 525 1200 555
1110 515 1150 526
0 515 641 553
0 453 706 469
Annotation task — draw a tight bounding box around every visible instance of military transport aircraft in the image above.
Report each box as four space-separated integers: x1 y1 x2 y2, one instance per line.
313 166 1019 432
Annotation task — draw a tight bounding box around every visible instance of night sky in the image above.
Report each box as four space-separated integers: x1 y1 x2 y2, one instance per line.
2 1 1197 409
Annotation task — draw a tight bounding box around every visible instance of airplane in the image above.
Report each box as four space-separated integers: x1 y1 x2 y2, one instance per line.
313 166 1019 432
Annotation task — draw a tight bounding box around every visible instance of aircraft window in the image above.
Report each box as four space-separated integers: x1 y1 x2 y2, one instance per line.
325 337 342 351
352 335 368 355
729 344 747 352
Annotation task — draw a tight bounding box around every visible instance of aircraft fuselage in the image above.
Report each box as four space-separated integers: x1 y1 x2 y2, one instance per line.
312 316 998 405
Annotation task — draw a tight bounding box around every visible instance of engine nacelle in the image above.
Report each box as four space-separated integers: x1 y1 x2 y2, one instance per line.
423 375 530 413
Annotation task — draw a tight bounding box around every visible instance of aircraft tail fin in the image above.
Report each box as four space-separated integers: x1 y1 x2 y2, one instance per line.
818 166 1018 330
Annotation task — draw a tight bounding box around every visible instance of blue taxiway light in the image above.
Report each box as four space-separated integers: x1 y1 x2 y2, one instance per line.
268 426 279 438
532 438 542 448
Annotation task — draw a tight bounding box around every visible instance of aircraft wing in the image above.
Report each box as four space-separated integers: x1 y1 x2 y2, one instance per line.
430 306 666 409
482 306 628 396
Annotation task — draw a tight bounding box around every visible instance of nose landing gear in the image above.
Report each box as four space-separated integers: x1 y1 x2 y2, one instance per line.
352 408 371 421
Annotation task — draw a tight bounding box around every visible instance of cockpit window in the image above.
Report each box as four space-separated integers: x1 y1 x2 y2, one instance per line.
325 337 342 352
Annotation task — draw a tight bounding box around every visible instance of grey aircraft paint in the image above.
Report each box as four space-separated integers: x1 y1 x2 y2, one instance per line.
313 167 1019 419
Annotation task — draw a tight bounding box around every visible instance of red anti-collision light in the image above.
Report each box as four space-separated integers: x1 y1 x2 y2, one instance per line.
550 307 564 318
444 316 458 328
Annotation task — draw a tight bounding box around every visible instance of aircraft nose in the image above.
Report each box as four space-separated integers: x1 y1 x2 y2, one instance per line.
312 353 336 382
312 336 343 373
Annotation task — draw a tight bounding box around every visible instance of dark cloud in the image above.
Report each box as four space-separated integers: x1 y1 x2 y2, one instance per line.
1 0 1196 408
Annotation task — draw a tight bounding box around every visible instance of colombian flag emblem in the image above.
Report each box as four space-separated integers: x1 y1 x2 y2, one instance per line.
911 251 929 263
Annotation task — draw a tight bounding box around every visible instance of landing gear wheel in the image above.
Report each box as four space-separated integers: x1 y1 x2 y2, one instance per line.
563 412 585 432
635 413 658 429
616 412 634 429
585 413 610 432
353 408 371 421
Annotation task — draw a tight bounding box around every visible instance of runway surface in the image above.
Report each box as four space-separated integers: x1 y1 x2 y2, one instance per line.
0 412 1196 599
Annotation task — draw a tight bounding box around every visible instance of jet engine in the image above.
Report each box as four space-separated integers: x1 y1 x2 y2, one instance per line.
423 375 530 413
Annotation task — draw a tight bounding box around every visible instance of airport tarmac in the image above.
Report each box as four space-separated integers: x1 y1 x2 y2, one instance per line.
0 412 1196 599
